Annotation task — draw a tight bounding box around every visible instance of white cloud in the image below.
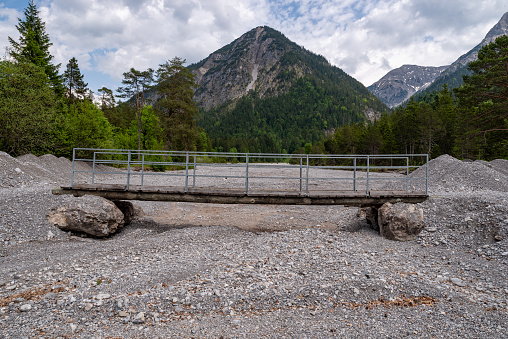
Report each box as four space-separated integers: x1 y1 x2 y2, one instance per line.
2 0 507 90
0 5 22 58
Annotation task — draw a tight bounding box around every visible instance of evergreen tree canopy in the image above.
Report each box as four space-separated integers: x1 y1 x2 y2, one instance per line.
98 87 115 112
8 0 62 92
454 35 508 159
156 57 200 151
0 61 58 156
63 57 88 102
117 67 154 155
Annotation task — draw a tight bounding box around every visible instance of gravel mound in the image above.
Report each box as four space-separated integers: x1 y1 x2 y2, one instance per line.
409 154 508 193
488 158 508 177
0 152 507 337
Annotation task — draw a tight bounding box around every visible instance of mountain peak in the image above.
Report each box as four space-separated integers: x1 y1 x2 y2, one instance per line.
189 26 326 110
367 65 448 108
485 12 508 41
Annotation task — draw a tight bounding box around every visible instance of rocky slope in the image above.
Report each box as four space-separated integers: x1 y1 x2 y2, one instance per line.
190 26 292 110
367 65 448 108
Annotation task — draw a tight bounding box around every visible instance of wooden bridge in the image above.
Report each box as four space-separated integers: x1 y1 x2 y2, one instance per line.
52 149 429 207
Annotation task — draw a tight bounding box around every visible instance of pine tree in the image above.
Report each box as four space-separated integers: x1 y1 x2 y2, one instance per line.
0 60 58 156
117 67 154 157
156 57 200 151
454 35 508 159
8 0 62 93
98 87 115 112
63 57 88 102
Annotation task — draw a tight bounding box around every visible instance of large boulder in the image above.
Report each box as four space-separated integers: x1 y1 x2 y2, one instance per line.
47 195 125 237
378 202 425 241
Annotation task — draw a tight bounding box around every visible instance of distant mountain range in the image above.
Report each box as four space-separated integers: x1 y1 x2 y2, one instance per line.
367 65 448 108
189 26 387 153
369 12 508 108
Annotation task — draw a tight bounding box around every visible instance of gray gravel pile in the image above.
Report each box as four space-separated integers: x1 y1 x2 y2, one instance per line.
1 152 110 188
409 154 508 193
0 152 507 338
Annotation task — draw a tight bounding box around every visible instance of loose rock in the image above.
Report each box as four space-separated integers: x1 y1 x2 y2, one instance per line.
46 195 125 237
378 202 425 241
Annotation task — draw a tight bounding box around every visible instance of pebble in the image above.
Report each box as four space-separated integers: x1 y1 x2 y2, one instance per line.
96 293 111 300
450 278 466 287
19 304 31 312
133 312 145 324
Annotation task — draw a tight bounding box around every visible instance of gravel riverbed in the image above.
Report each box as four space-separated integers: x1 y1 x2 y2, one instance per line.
0 152 507 338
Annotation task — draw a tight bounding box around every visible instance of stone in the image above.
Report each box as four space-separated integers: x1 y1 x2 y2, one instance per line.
85 303 93 311
378 202 425 241
494 235 503 241
450 278 466 287
118 311 129 317
47 195 125 237
96 293 111 300
357 207 379 231
43 292 57 300
133 312 145 324
19 304 31 312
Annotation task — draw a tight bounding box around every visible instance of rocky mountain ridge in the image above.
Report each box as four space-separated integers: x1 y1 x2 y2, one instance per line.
367 65 448 108
190 26 314 110
369 11 508 107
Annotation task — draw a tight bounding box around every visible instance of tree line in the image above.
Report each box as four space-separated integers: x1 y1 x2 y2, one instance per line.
0 1 207 159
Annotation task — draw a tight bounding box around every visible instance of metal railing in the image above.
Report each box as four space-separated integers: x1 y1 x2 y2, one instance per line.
70 148 429 197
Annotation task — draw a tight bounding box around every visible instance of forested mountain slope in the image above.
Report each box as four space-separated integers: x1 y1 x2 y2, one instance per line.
189 26 388 154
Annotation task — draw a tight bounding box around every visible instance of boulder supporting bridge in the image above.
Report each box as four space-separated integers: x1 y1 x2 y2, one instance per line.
52 149 429 207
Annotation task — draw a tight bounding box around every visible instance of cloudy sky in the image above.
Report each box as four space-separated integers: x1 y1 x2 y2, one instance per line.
1 0 506 93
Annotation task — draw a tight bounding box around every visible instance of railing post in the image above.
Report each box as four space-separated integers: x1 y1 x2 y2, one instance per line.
299 157 303 193
71 148 76 188
193 154 197 188
426 154 429 196
353 157 357 192
141 153 145 186
305 155 310 197
406 157 409 192
126 150 131 191
366 156 370 197
92 152 96 184
245 153 249 195
185 152 189 193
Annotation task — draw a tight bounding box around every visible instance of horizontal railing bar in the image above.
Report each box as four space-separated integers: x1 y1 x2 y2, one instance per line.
74 147 429 158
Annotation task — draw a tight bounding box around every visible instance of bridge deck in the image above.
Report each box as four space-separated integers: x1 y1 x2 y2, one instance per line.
53 183 428 206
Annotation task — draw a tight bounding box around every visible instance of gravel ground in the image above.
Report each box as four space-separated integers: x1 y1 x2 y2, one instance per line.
0 152 507 338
